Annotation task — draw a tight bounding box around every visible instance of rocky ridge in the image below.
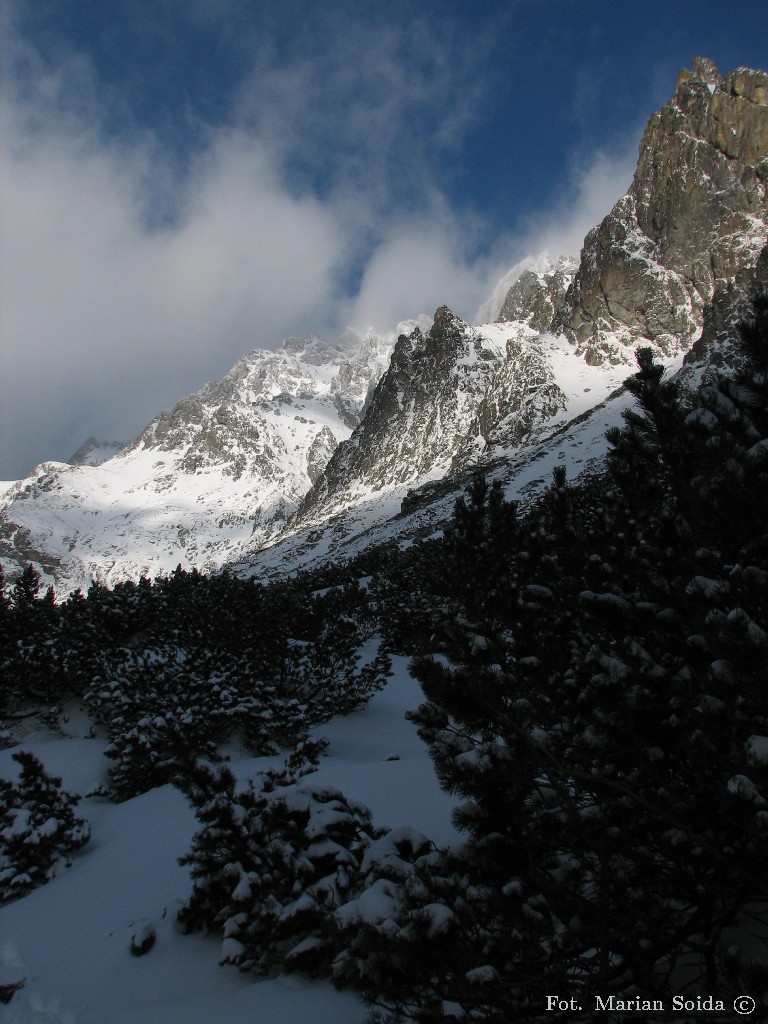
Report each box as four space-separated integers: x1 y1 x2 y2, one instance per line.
69 438 128 468
296 309 511 515
553 57 768 361
288 58 768 534
292 280 622 530
0 328 401 591
2 59 767 593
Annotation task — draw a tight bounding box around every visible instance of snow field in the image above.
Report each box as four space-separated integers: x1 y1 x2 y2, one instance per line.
0 659 454 1024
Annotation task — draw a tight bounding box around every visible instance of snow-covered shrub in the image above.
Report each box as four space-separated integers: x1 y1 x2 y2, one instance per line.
331 827 447 996
177 762 467 1000
284 735 330 777
84 647 314 800
0 751 90 903
281 617 391 724
178 761 386 976
83 608 390 801
331 831 536 1023
86 649 233 800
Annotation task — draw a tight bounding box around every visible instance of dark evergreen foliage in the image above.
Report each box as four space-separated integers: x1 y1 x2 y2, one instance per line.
0 751 90 903
0 978 26 1005
342 295 768 1021
2 562 390 800
2 294 768 1019
178 758 385 976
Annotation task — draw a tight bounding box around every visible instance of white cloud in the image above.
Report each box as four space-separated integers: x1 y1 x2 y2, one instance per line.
0 13 643 480
0 14 501 478
344 220 492 334
475 141 641 323
0 20 499 478
0 86 345 478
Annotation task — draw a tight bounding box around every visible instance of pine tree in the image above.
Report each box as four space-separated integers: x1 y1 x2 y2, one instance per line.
0 751 90 902
365 329 768 1020
178 761 384 976
438 474 520 625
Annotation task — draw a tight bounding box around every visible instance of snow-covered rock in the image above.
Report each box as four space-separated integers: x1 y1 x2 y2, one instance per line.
0 330 396 593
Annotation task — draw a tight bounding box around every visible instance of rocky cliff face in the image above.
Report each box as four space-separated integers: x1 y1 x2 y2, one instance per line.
296 308 510 516
452 329 569 468
552 57 768 363
292 304 631 528
498 257 577 332
295 59 768 528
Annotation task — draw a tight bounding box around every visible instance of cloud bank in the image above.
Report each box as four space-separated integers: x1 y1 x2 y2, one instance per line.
0 13 638 479
1 99 346 477
474 146 639 323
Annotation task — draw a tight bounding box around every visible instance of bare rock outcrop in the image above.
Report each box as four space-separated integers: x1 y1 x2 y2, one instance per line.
552 58 768 362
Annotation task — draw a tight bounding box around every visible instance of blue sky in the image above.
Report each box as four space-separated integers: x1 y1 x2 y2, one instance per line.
1 0 767 478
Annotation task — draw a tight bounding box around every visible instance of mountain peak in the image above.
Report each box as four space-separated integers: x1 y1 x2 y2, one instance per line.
551 58 768 362
432 305 458 328
675 56 723 96
4 61 768 594
293 311 512 523
68 437 127 467
279 334 350 365
496 256 577 332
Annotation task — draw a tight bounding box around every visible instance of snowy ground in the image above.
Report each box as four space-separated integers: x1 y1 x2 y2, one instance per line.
0 659 456 1024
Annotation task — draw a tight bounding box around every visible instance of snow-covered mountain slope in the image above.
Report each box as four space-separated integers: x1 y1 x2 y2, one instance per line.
2 59 767 596
284 58 768 541
237 366 639 584
0 328 405 593
288 303 635 535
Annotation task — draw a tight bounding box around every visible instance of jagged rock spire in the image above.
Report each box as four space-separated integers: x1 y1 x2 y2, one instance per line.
551 58 768 362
